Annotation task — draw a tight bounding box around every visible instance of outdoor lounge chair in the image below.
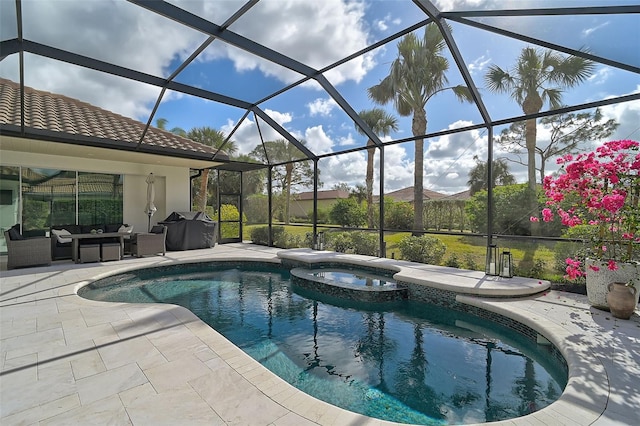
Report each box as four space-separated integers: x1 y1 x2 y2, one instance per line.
4 228 52 269
130 225 167 257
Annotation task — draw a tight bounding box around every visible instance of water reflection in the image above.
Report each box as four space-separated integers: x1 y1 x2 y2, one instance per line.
81 266 566 425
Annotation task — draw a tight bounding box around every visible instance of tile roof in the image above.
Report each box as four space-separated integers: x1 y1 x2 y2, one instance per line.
378 186 447 203
0 78 227 160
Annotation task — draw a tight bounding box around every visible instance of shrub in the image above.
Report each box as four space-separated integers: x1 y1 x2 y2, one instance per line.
328 232 353 253
217 204 248 239
463 254 479 271
273 231 302 248
250 225 285 246
466 184 561 236
384 200 413 229
444 253 461 268
349 231 378 256
329 198 366 227
398 235 446 264
316 207 331 223
553 225 598 276
515 258 546 278
244 194 269 224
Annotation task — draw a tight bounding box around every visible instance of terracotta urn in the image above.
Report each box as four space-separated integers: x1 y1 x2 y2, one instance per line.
585 259 640 309
606 282 638 320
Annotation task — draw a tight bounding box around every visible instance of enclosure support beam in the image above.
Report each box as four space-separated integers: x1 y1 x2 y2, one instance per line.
268 166 273 247
486 126 494 246
379 146 386 258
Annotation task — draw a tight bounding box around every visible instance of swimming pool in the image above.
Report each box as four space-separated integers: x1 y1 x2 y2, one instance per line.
79 262 567 425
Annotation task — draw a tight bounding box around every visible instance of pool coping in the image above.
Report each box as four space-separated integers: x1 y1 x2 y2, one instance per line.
1 244 638 425
278 249 551 297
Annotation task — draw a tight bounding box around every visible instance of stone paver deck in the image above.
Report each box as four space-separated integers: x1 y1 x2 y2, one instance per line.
1 243 639 425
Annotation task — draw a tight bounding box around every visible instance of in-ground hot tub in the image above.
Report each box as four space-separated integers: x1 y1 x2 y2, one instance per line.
290 267 408 302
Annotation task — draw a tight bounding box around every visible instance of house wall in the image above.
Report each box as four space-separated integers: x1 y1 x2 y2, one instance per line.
0 150 191 234
290 199 339 218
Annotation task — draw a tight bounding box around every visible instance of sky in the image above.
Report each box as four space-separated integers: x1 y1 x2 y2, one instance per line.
1 0 639 195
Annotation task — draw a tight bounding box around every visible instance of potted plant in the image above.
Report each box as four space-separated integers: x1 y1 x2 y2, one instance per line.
532 139 640 310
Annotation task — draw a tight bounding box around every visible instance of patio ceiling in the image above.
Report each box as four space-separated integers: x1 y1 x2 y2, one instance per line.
0 0 639 169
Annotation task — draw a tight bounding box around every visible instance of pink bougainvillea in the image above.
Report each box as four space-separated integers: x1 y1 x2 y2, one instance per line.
533 140 640 279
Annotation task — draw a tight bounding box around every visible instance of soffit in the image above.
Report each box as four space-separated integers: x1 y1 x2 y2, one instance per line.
0 135 224 169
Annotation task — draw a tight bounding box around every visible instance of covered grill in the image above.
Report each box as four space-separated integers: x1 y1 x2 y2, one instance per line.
159 211 218 251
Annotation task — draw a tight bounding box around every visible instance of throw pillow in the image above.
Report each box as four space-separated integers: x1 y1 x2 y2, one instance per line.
52 229 72 244
8 227 24 241
150 225 164 234
118 225 134 234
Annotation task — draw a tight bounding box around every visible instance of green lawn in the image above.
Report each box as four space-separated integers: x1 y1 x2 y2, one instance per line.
243 224 565 282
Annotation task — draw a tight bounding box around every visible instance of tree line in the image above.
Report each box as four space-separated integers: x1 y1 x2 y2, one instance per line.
158 22 617 239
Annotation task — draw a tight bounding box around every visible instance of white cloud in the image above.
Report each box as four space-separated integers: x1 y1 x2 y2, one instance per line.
587 66 613 85
375 19 388 32
375 14 400 32
582 21 610 38
264 109 294 126
338 133 357 146
1 0 378 120
201 0 376 85
308 98 338 117
305 125 334 154
600 93 640 141
220 108 296 155
467 54 491 76
382 144 414 192
320 152 367 189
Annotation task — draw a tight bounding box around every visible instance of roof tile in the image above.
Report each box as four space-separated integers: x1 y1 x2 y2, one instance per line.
0 78 225 159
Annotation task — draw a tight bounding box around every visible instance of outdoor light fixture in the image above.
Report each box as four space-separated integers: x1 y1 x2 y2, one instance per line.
485 244 498 276
500 250 513 278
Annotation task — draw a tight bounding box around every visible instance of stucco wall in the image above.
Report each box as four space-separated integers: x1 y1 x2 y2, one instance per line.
0 150 191 233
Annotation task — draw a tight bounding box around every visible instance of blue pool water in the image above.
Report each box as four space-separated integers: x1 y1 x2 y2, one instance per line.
79 263 567 425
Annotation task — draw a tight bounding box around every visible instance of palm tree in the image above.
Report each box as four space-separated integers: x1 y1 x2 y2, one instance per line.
485 47 594 232
186 127 237 212
249 139 314 224
467 156 516 196
368 23 472 233
155 118 187 137
354 109 398 229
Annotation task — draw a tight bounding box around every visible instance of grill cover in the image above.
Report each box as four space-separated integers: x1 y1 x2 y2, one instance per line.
159 211 218 251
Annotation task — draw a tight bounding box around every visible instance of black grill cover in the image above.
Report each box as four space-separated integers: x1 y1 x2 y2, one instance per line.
159 211 218 251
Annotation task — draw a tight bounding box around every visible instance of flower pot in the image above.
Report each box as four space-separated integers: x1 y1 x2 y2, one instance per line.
585 259 640 310
606 282 638 319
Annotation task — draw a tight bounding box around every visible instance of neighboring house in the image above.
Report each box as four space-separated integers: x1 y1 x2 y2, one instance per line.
289 189 350 218
442 189 471 201
0 78 227 253
373 186 447 204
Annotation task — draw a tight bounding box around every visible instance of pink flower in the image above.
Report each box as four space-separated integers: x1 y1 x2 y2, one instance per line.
530 216 539 222
539 140 639 281
602 194 625 213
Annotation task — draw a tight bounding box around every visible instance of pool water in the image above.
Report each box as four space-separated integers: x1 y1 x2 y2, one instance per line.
80 264 567 425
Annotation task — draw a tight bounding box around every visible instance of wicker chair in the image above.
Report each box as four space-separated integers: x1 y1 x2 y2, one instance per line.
130 225 167 257
4 230 52 269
